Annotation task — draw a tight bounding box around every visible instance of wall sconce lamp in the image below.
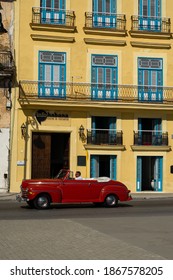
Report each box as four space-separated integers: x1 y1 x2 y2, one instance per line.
21 123 27 138
79 125 86 141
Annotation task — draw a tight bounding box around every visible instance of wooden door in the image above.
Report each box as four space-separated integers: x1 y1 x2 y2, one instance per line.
32 133 51 178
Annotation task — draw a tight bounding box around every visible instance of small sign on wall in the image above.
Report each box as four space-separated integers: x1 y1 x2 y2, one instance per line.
77 156 86 166
17 161 25 166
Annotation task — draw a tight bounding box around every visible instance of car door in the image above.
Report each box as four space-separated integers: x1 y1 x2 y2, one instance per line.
60 179 94 202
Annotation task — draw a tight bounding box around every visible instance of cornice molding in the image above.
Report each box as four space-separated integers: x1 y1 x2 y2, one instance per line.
129 30 172 39
131 145 171 152
84 144 126 151
83 27 127 37
130 41 171 49
30 23 76 33
84 38 126 46
31 34 75 43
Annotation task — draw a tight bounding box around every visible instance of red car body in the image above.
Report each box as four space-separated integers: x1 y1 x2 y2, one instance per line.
16 169 132 209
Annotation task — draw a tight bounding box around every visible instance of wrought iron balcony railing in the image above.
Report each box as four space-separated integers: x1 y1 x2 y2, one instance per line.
32 7 75 27
87 129 123 145
134 130 168 146
19 81 173 104
0 51 15 73
131 15 171 33
85 12 126 30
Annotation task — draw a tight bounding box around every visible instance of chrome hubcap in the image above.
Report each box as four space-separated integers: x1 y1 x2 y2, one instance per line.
37 196 48 208
106 195 116 206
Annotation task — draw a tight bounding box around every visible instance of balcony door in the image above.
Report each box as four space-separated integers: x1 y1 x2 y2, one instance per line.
90 155 116 179
39 51 66 98
41 0 66 24
91 54 118 100
137 156 163 191
92 0 116 28
138 0 161 31
138 118 162 145
91 116 116 144
138 57 163 102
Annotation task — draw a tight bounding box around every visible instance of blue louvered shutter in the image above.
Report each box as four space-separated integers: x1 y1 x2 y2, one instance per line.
154 156 163 191
109 117 116 144
137 156 142 191
90 155 99 178
110 155 116 180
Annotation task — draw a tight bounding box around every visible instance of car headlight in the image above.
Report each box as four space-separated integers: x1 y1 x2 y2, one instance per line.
21 187 29 194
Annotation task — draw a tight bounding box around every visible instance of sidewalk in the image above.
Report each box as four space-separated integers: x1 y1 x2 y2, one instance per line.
0 192 173 201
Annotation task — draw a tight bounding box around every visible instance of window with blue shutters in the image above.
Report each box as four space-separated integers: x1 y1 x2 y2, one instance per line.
90 155 116 179
91 116 116 145
138 57 163 102
137 156 163 191
138 118 162 145
92 0 116 28
91 54 118 100
138 0 161 31
41 0 66 25
39 51 66 98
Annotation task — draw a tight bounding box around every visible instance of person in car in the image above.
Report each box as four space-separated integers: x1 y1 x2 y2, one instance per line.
75 171 83 180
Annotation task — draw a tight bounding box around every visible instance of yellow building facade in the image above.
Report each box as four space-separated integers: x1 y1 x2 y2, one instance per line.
10 0 173 193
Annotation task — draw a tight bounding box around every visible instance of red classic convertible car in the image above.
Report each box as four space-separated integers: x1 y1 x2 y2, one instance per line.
16 169 132 209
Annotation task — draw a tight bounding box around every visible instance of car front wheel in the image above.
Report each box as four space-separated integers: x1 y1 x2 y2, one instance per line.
104 194 118 207
33 194 51 210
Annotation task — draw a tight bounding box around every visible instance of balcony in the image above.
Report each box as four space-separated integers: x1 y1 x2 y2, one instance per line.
134 130 168 146
130 15 171 38
132 130 171 151
87 129 123 146
84 12 126 35
0 51 15 77
31 7 76 32
19 81 173 105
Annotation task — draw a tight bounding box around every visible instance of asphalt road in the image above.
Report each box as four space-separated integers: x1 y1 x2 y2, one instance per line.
0 199 173 260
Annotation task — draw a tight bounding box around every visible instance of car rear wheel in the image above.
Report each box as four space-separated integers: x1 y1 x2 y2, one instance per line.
33 194 51 210
104 194 118 207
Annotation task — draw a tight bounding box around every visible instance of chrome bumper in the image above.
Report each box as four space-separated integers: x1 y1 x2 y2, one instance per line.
16 193 27 202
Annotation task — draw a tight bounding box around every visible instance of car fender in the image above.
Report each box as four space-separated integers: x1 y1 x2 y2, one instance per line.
99 185 120 202
26 185 63 203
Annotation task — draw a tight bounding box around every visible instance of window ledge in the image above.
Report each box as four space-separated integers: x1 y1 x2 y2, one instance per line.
83 27 127 37
31 34 75 43
30 23 76 33
84 144 126 151
130 41 171 49
129 30 172 39
84 38 126 46
131 145 171 152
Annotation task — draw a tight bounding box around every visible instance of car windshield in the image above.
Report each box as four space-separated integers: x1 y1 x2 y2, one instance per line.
55 170 68 179
55 170 74 179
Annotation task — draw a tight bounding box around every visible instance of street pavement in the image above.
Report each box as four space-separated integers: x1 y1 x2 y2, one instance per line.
0 192 173 260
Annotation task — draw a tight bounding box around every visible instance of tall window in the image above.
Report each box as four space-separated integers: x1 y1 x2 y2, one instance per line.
90 155 116 179
91 54 118 100
92 0 116 28
39 51 66 98
41 0 66 24
138 0 161 31
138 57 163 102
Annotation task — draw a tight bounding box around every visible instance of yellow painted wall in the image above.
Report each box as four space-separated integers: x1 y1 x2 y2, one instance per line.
10 0 173 193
